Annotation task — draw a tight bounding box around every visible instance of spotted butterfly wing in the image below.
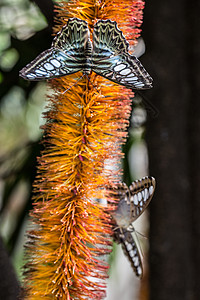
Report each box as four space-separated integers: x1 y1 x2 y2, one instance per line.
20 18 153 90
129 176 156 222
19 18 89 81
111 176 156 277
111 176 156 228
114 227 143 277
92 20 153 89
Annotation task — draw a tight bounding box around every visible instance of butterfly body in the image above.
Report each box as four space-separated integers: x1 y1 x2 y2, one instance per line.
20 18 153 90
111 176 156 277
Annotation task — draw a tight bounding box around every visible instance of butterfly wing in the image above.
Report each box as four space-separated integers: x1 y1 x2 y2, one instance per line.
129 176 156 222
19 18 89 81
19 48 78 81
111 176 155 227
112 177 155 277
111 182 132 228
114 228 143 277
92 19 153 89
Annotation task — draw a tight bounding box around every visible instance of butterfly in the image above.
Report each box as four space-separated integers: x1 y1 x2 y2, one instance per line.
111 176 156 277
19 18 153 90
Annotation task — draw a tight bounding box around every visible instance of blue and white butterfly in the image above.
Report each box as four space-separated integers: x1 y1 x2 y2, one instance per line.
19 18 153 90
111 176 156 277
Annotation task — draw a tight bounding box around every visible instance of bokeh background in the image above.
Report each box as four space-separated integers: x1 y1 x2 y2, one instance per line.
0 0 199 299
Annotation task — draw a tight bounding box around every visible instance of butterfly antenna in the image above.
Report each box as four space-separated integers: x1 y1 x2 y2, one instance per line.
129 224 147 239
62 75 85 94
112 224 121 231
132 230 144 259
135 230 148 240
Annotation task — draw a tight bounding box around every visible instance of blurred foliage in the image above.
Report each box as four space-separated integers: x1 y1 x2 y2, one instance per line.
0 0 149 282
0 0 54 278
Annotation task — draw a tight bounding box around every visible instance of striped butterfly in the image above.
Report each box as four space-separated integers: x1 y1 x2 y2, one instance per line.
111 176 156 277
19 18 153 90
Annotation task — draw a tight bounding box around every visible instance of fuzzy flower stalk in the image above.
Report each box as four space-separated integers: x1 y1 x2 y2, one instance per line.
23 0 145 299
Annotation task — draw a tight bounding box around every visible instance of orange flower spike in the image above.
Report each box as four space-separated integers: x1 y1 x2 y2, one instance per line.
23 0 146 299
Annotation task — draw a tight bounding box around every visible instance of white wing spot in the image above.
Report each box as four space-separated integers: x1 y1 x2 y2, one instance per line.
26 74 36 79
138 192 142 202
137 266 142 275
50 59 61 67
114 64 126 72
38 67 46 72
124 240 129 246
133 194 138 205
35 70 47 76
126 243 132 251
124 195 128 202
44 63 54 71
144 188 149 202
149 185 154 195
133 256 139 266
134 82 145 87
126 75 138 80
124 78 136 83
120 69 131 76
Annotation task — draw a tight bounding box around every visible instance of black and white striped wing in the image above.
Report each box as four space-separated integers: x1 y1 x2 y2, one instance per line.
129 176 156 222
111 176 156 228
19 18 89 81
92 19 153 89
114 228 143 277
112 176 156 277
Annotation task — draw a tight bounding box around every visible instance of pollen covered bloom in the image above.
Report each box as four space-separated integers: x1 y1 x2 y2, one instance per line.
24 0 145 299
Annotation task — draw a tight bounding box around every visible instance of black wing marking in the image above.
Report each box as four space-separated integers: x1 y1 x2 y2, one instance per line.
111 176 156 277
111 176 156 227
19 48 80 81
93 19 129 55
52 18 89 58
19 18 89 81
92 19 153 89
114 228 143 277
129 176 156 222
